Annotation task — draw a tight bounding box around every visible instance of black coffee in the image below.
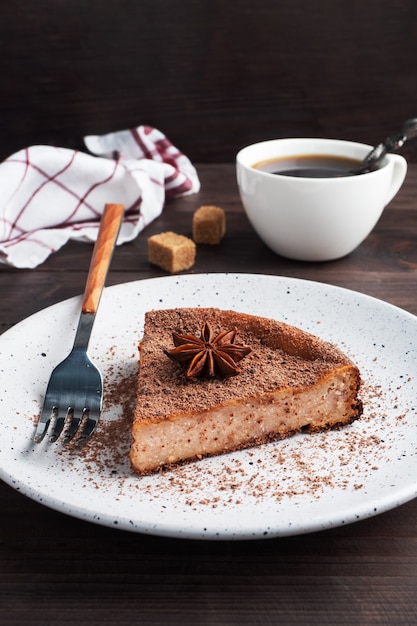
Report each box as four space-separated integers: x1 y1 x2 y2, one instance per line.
253 154 362 178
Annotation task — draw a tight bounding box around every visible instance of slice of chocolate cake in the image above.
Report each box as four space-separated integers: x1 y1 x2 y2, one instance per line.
130 308 362 474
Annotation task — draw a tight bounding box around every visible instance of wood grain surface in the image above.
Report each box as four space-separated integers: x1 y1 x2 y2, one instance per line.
2 0 417 621
1 0 417 163
1 163 417 624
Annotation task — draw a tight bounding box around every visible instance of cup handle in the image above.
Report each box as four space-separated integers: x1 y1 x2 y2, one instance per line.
385 154 407 205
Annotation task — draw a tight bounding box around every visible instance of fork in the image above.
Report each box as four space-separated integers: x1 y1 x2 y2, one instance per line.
33 203 125 444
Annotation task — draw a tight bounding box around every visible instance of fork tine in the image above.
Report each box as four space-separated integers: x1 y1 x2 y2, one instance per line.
49 407 73 443
37 405 100 445
33 406 56 443
78 412 100 440
61 407 100 444
60 408 83 443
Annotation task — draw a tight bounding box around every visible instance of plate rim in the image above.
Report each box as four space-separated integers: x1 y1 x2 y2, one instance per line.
1 272 417 540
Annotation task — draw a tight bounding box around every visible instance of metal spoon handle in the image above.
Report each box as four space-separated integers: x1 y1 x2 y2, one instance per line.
363 118 417 167
402 118 417 141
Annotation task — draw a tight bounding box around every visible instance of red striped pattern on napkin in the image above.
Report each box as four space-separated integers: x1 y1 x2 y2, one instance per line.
0 125 200 268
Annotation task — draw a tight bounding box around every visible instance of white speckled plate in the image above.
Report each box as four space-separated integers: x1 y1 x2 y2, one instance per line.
0 273 417 540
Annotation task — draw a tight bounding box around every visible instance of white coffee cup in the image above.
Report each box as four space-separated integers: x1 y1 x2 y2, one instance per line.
236 138 407 261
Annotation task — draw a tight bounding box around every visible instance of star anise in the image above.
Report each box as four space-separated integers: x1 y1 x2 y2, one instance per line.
164 321 252 379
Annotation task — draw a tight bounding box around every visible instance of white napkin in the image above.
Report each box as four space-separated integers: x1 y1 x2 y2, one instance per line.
0 125 200 268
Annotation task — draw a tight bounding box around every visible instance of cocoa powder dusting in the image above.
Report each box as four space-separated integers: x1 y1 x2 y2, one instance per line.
135 308 355 421
54 319 415 512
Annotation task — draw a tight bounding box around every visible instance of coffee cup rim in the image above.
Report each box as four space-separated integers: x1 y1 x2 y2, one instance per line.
236 137 393 180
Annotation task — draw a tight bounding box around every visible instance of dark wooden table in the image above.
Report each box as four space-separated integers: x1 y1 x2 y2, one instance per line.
1 163 417 625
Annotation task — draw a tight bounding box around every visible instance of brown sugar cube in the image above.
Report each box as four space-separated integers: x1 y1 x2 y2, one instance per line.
148 231 196 273
192 205 226 244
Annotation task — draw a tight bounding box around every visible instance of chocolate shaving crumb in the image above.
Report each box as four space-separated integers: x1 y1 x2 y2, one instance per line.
50 346 414 510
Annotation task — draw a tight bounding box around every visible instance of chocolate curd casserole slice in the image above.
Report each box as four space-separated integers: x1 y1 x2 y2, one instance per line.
130 308 362 474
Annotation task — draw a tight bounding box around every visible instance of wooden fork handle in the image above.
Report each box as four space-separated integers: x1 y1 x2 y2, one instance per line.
81 203 125 314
